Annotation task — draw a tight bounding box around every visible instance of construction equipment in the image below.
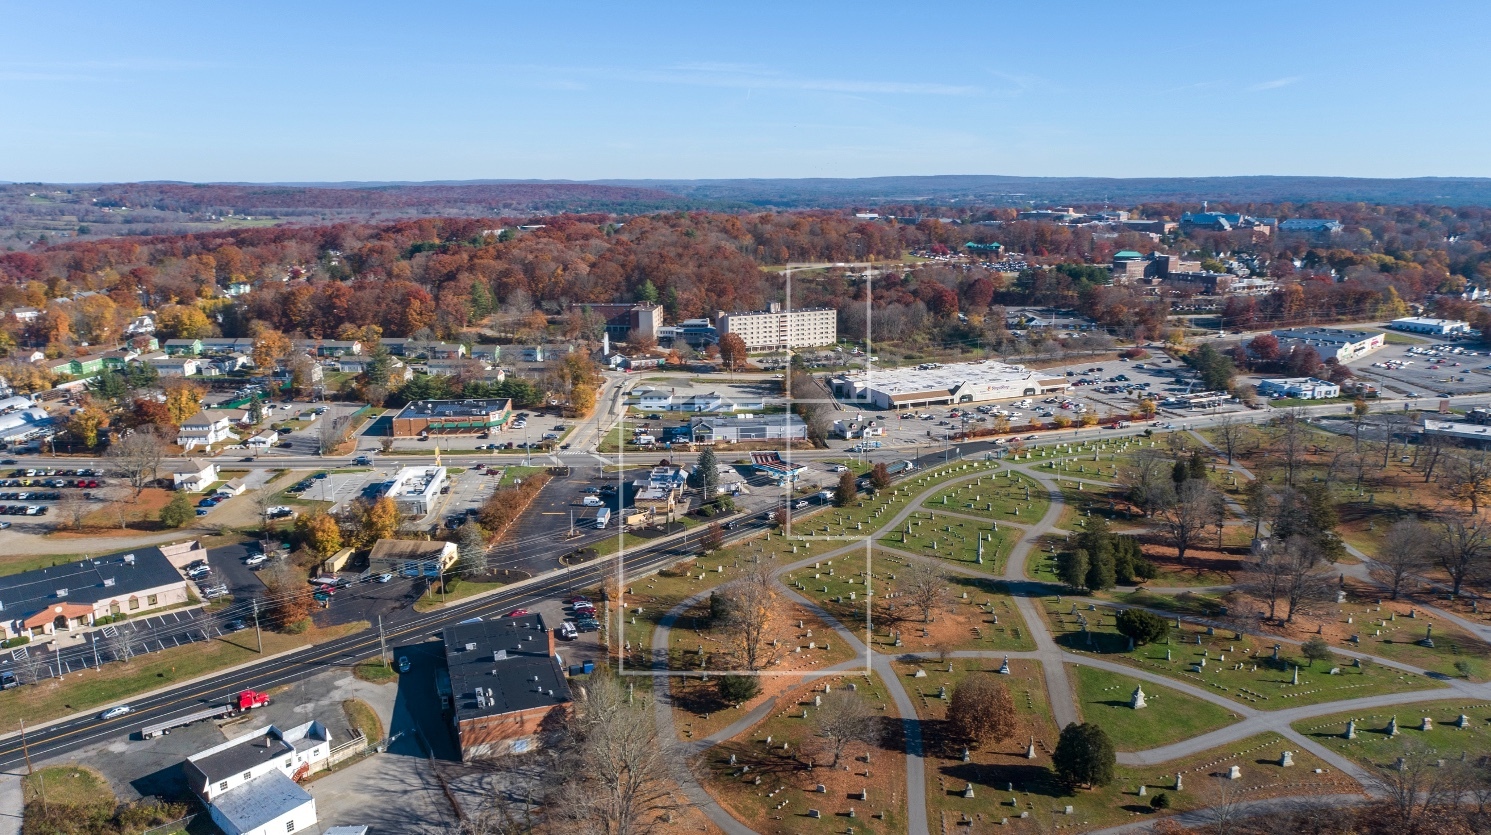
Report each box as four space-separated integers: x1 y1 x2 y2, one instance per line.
138 689 271 739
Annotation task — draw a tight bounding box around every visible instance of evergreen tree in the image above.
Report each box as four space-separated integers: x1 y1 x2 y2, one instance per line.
690 447 720 504
455 522 488 575
1085 549 1117 591
159 492 194 529
1058 548 1090 589
636 279 659 304
1187 450 1208 482
1052 722 1116 789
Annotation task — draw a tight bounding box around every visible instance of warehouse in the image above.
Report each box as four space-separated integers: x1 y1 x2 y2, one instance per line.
829 360 1068 410
1270 327 1384 363
1390 317 1471 336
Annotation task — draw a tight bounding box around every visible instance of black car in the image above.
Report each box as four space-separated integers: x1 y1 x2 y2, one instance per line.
575 619 601 633
224 619 247 632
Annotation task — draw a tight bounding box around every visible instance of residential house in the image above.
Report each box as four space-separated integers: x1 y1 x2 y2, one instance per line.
125 314 156 336
163 338 204 356
170 459 219 492
177 409 244 450
634 389 673 412
246 430 279 450
295 339 363 358
470 345 501 363
10 307 40 323
148 355 201 377
368 538 458 578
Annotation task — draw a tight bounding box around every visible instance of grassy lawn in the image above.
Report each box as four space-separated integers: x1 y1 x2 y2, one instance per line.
1292 699 1491 769
1383 331 1429 345
591 532 648 557
352 658 398 684
1338 606 1491 681
24 764 111 806
0 621 367 727
701 673 909 835
413 577 505 611
1036 598 1437 708
875 513 1017 575
921 469 1050 523
341 697 384 744
1070 664 1240 751
498 465 546 485
0 552 85 579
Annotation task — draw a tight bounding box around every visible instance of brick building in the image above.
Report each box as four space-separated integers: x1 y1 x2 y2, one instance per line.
390 398 512 437
440 616 572 761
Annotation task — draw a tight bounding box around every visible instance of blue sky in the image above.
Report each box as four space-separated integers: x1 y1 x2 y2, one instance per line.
3 1 1489 182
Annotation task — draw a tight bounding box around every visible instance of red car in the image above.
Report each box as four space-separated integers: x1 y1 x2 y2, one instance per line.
565 596 590 605
506 608 530 618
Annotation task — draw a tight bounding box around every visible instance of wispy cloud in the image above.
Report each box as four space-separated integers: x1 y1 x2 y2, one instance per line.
1249 76 1301 91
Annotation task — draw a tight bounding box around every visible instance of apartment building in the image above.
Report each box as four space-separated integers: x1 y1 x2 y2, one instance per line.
716 303 837 351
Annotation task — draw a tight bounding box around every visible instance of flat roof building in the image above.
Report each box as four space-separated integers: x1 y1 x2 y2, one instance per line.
1423 419 1491 447
717 303 836 351
1257 377 1341 400
690 414 807 443
1271 327 1384 363
368 538 459 578
1391 317 1471 335
441 616 572 761
830 360 1069 410
383 466 448 517
391 398 512 438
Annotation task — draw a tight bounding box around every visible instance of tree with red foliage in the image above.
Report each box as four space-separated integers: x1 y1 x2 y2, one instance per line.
1287 345 1323 377
918 282 959 319
1248 334 1281 362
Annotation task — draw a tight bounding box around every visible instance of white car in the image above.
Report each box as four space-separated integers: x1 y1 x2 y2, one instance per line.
376 573 394 583
98 705 132 720
243 553 268 567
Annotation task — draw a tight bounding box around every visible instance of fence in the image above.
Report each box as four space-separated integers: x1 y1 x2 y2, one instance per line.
326 730 369 768
138 813 196 835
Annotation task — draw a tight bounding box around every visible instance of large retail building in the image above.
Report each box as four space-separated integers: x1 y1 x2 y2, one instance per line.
830 360 1069 410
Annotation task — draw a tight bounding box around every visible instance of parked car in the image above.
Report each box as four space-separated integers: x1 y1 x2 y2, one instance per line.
244 553 268 567
224 619 247 632
397 656 411 673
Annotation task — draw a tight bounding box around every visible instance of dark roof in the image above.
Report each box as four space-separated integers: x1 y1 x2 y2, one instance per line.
191 731 293 783
443 616 572 723
0 547 183 620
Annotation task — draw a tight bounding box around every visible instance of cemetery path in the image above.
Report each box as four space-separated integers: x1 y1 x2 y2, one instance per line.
648 446 1491 834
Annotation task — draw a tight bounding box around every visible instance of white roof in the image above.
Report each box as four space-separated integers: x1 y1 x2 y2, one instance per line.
836 360 1053 399
209 770 313 833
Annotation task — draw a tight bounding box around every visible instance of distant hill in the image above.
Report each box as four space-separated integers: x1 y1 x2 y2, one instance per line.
591 175 1491 207
95 181 694 214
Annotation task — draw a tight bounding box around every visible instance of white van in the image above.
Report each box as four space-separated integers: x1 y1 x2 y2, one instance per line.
581 496 604 507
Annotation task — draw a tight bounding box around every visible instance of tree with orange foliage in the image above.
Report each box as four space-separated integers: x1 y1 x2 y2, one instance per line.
717 332 749 371
163 379 205 426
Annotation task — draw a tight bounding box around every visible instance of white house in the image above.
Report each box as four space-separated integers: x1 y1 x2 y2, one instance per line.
177 409 244 450
246 429 280 450
148 356 201 377
170 460 218 492
184 720 330 835
635 390 673 411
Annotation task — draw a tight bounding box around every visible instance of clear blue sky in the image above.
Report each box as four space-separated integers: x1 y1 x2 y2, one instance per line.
5 1 1489 183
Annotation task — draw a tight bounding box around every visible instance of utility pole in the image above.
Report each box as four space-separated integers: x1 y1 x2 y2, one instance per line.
378 615 388 666
252 598 262 654
19 719 33 775
91 633 99 669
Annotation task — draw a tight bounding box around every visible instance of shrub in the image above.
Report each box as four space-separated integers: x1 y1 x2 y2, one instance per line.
1115 609 1171 646
1052 722 1116 789
0 635 30 649
1151 792 1170 810
716 674 761 704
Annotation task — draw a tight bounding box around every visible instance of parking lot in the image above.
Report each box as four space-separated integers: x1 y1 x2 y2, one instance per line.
1351 335 1491 398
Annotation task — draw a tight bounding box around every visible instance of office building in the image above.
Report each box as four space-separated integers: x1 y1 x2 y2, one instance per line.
716 303 837 351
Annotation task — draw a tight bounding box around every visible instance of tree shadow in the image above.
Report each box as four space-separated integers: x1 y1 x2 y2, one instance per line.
939 762 1057 796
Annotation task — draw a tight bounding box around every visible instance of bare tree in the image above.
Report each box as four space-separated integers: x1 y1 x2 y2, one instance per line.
1443 448 1491 513
807 690 878 768
1243 539 1292 623
1160 479 1218 563
317 412 349 456
1380 518 1430 599
715 566 781 672
106 426 168 493
1348 398 1370 454
900 557 950 623
101 484 134 530
1120 447 1176 517
1377 742 1470 835
1269 410 1309 487
56 491 91 531
562 675 681 835
1433 511 1491 597
1279 536 1334 623
1214 414 1251 465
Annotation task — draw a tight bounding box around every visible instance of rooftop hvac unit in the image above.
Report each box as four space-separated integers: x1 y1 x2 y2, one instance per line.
475 690 486 708
103 578 115 587
485 688 493 701
123 554 136 566
492 650 507 662
531 675 540 682
55 589 68 598
464 642 477 651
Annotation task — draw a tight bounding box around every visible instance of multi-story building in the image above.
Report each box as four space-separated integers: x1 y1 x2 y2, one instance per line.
577 302 663 343
441 616 572 761
177 409 244 450
184 720 331 835
716 303 837 352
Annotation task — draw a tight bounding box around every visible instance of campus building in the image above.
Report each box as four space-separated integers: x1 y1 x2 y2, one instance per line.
576 302 663 343
716 303 837 351
390 398 512 437
830 360 1069 410
440 616 572 761
1270 327 1385 363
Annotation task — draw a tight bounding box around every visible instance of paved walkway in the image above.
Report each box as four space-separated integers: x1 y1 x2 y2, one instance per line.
643 445 1491 834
